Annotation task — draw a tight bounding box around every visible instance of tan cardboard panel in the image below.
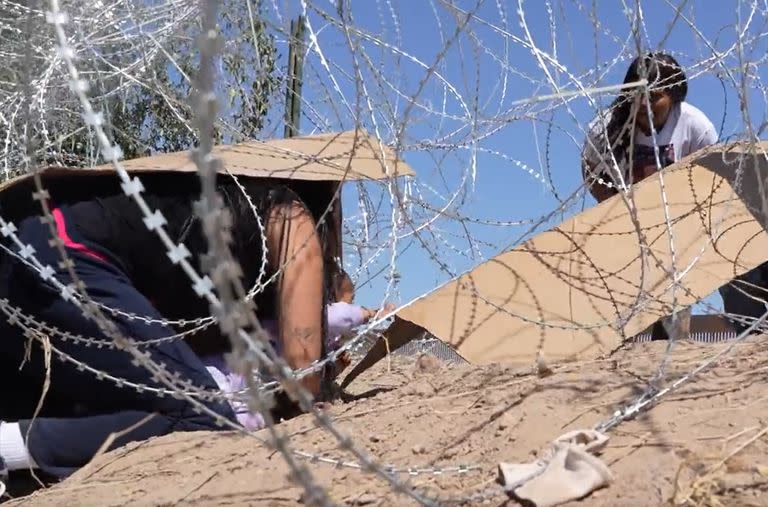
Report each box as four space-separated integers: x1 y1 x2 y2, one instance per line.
0 129 414 194
392 141 768 366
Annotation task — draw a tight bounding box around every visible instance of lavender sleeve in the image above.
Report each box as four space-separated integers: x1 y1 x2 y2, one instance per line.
326 302 366 338
200 320 279 376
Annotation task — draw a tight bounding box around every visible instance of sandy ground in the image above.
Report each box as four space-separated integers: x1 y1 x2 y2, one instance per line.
5 338 768 507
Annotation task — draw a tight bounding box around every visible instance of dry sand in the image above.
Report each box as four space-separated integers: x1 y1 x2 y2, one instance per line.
6 338 768 507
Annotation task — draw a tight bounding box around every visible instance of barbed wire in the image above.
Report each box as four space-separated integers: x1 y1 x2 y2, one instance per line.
1 0 768 505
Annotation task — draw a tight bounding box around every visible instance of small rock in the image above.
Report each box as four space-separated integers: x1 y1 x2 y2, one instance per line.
404 382 436 397
298 489 321 504
345 492 378 505
369 434 383 443
480 393 506 409
497 413 516 430
535 352 553 378
726 456 751 473
412 444 426 455
442 447 459 459
414 354 443 375
313 401 333 412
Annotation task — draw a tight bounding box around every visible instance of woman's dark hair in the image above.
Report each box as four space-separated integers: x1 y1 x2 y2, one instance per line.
602 52 688 166
220 176 342 310
220 175 343 374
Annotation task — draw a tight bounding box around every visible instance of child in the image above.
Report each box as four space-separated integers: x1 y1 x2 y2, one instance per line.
325 269 395 366
202 269 393 428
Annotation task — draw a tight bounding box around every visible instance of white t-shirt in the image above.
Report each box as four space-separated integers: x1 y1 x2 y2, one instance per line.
582 101 718 188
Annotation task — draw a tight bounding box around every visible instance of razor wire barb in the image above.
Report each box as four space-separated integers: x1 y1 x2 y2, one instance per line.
1 0 768 504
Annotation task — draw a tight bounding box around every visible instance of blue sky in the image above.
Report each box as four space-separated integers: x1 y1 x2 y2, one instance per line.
262 1 768 315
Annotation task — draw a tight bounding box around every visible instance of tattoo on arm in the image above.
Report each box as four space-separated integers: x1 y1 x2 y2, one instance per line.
289 326 318 344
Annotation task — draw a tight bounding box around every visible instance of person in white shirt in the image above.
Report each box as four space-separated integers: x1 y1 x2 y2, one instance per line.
582 52 718 202
581 52 718 340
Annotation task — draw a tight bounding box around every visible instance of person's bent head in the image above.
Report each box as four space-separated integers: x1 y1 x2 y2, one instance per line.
605 52 688 160
621 52 687 134
332 268 355 304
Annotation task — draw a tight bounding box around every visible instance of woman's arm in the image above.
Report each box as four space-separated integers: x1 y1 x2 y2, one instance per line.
267 201 324 398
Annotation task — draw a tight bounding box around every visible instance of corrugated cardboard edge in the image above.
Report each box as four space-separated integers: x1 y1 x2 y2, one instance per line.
0 129 415 194
342 140 768 387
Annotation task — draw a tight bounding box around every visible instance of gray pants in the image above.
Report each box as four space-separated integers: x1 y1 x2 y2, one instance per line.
718 262 768 333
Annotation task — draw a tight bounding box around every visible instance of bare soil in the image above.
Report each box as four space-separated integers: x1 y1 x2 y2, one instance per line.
7 338 768 507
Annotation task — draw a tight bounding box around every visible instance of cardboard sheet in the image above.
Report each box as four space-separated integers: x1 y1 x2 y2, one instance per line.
0 129 414 193
344 141 768 384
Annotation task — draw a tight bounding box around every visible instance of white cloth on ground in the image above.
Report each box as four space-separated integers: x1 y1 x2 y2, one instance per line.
498 429 612 507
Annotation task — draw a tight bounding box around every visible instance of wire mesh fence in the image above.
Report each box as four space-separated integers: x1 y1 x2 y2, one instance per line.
1 0 768 505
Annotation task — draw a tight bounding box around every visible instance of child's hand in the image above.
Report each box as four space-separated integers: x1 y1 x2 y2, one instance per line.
337 350 352 370
361 307 376 322
327 351 351 380
380 303 396 316
361 303 396 322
